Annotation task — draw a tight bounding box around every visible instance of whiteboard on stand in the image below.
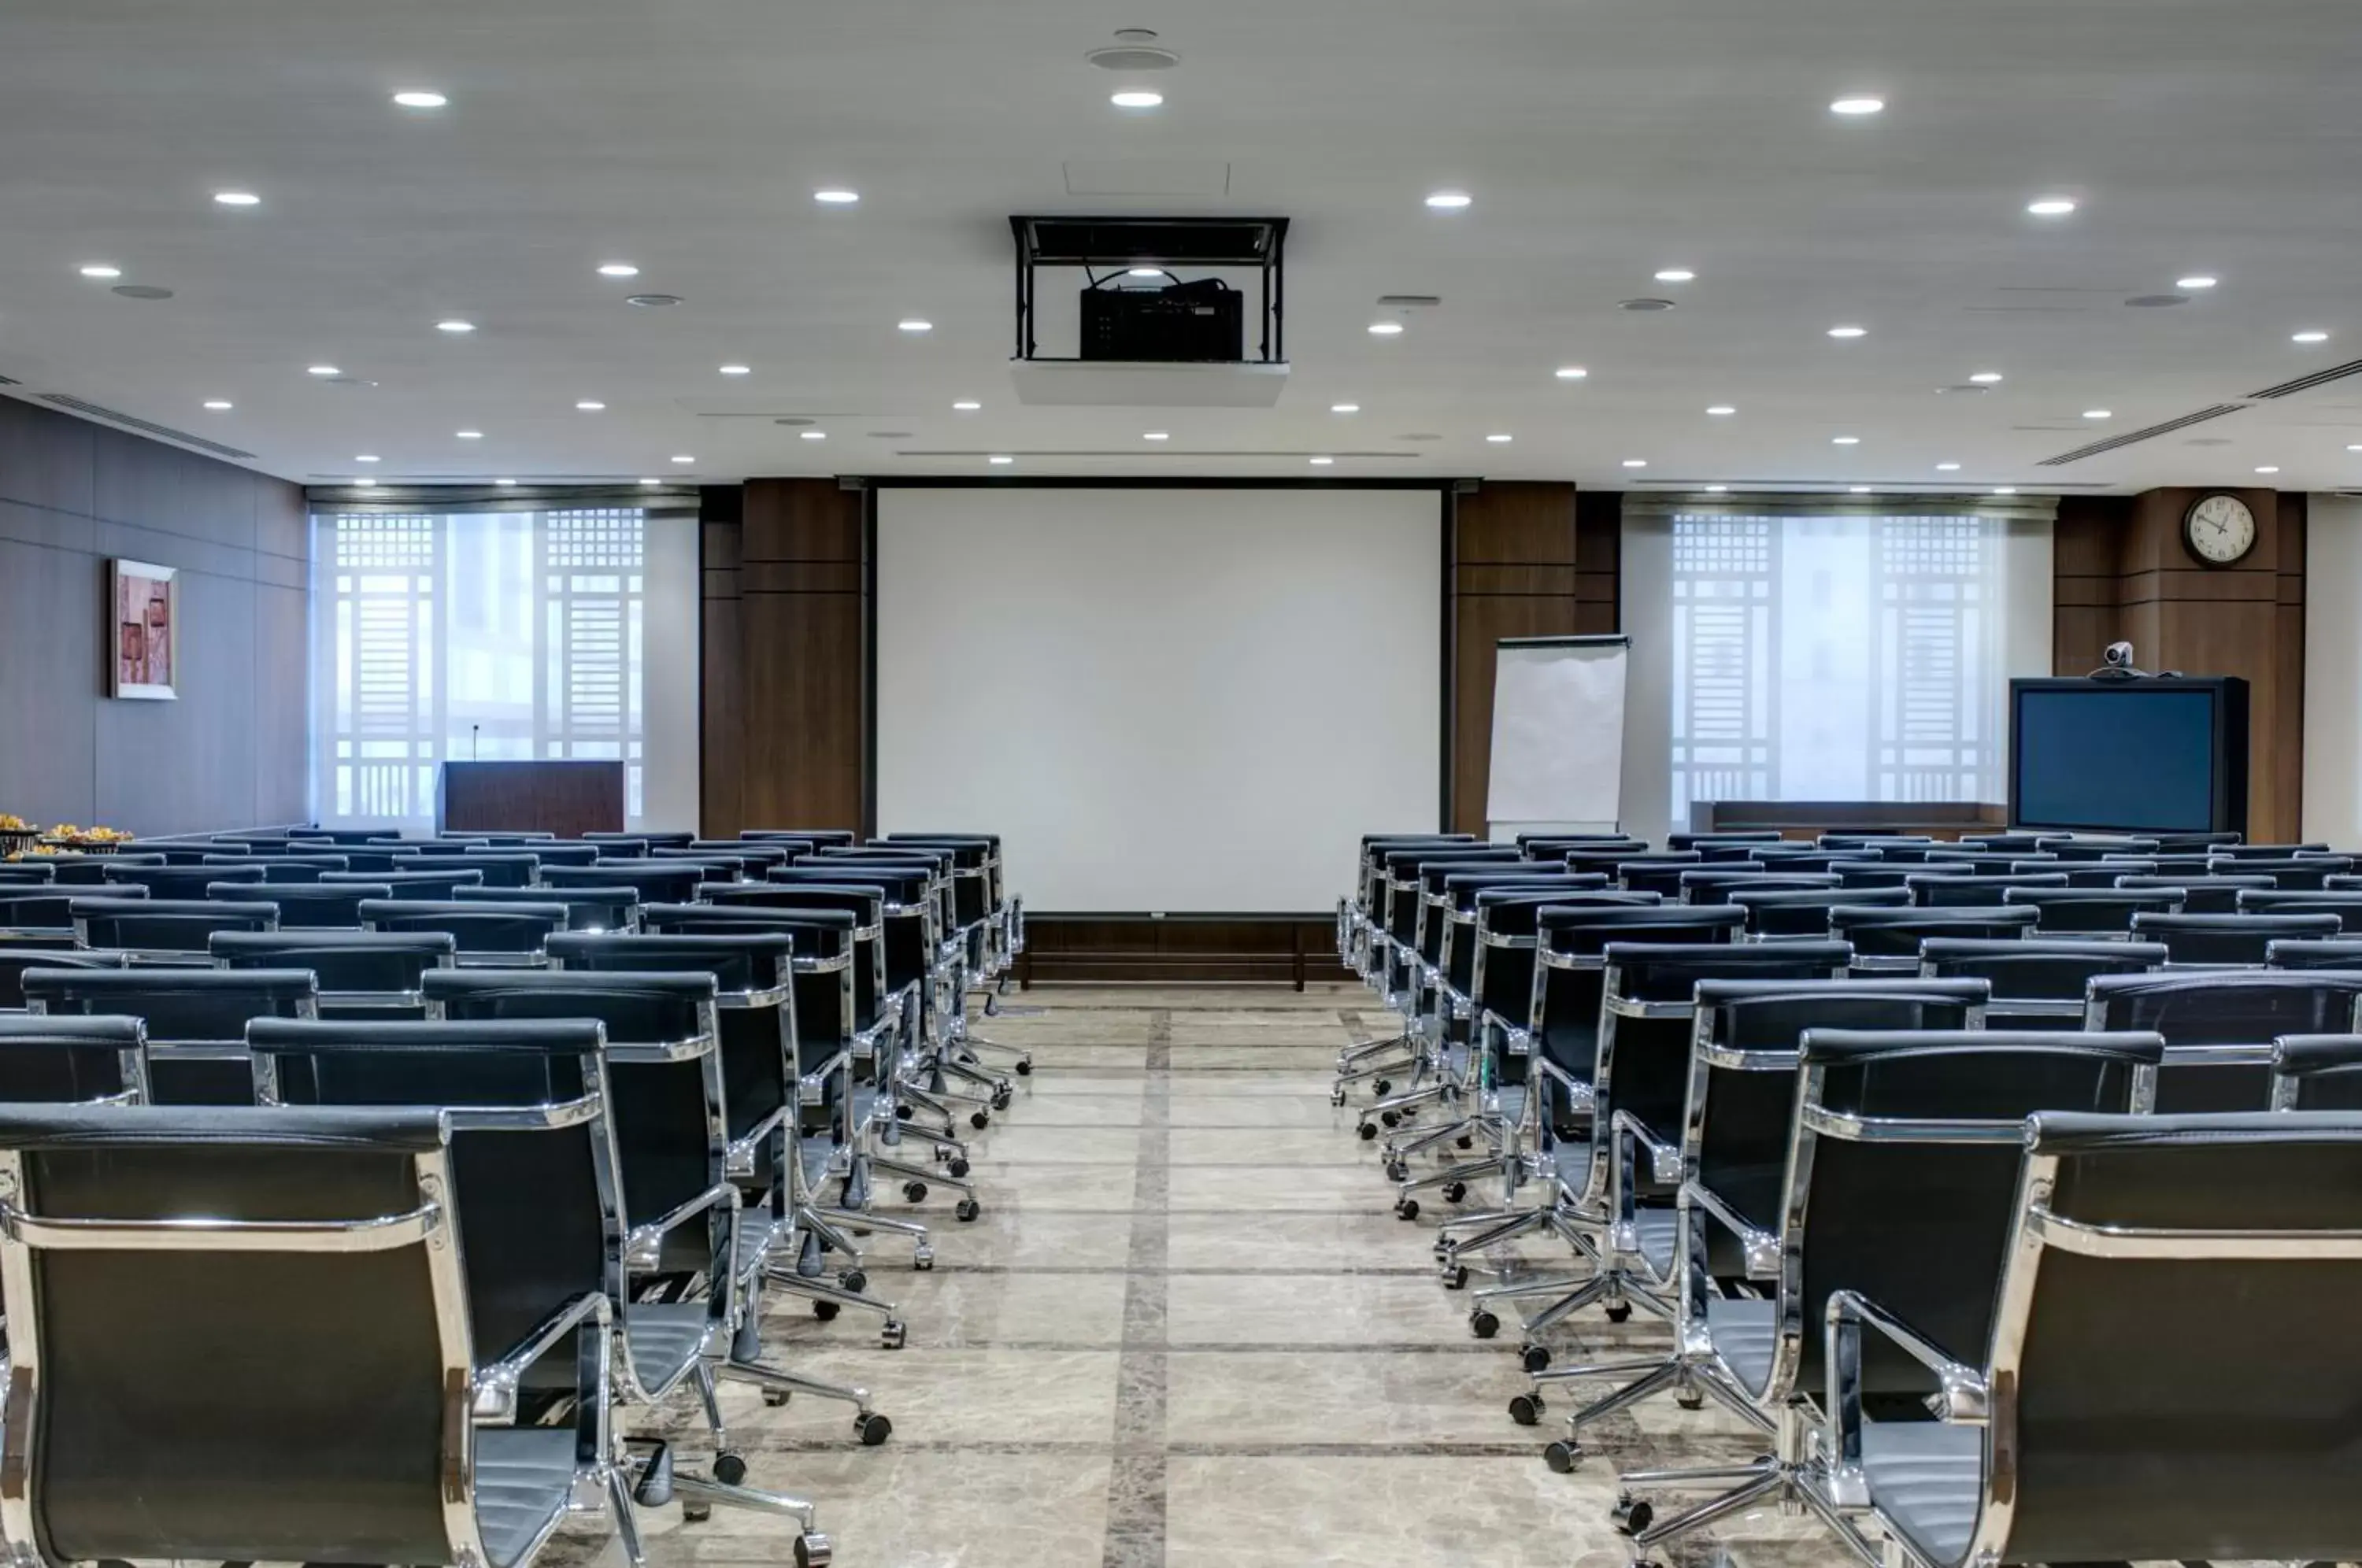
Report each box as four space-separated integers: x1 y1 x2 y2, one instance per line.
1485 634 1631 842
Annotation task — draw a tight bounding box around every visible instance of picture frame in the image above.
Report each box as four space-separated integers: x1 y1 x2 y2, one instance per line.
108 558 179 701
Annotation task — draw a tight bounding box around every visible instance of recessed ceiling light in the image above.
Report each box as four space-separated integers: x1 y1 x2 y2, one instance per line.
625 294 680 308
2027 197 2078 216
800 431 827 441
576 400 605 411
1485 433 1513 444
213 190 261 207
1423 190 1472 210
455 430 483 440
77 264 121 279
898 319 932 333
1706 405 1736 416
670 454 694 464
1368 321 1405 336
391 90 447 109
953 400 981 411
813 188 860 205
355 453 380 463
1554 366 1589 380
353 476 376 488
2177 276 2219 290
1992 486 2018 495
640 477 661 487
1111 90 1164 108
1832 435 1860 445
1827 324 1867 338
1705 484 1729 493
1127 267 1166 278
306 364 340 376
2294 330 2331 344
597 262 639 278
202 399 232 411
435 319 476 334
494 478 516 487
1309 456 1335 466
1936 461 1962 472
2349 444 2362 453
1331 402 1361 413
2256 465 2281 474
718 364 751 375
1653 268 1697 283
1849 486 1872 494
1830 96 1885 116
1623 458 1648 468
1968 372 2004 383
1143 431 1170 441
987 455 1013 465
2082 409 2112 420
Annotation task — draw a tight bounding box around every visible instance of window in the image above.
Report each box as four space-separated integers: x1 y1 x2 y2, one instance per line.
309 505 697 830
1667 510 2019 824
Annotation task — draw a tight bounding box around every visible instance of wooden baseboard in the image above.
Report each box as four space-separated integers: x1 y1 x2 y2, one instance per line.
1017 914 1353 989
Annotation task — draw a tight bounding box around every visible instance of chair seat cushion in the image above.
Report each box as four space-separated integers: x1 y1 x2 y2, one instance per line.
1631 1206 1678 1281
1706 1295 1777 1396
474 1426 578 1568
623 1301 710 1393
1860 1419 1983 1568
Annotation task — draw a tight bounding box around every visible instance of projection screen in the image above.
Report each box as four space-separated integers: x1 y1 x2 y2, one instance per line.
876 486 1443 912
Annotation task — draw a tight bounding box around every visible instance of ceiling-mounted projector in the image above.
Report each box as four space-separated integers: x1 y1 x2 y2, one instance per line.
1083 276 1242 362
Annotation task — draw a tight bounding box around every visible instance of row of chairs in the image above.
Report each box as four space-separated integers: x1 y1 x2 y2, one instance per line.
0 823 1030 1568
1329 828 2362 1566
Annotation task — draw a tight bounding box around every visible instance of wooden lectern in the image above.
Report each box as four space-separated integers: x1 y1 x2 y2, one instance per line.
438 760 625 838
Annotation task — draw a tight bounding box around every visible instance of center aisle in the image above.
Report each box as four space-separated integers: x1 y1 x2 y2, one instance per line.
567 986 1804 1568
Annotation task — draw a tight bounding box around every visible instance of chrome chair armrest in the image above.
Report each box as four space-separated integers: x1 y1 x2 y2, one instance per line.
472 1290 611 1424
1823 1288 1990 1505
1528 1052 1596 1109
1682 1178 1780 1279
1609 1108 1682 1188
624 1181 739 1270
1479 1008 1531 1057
798 1048 853 1104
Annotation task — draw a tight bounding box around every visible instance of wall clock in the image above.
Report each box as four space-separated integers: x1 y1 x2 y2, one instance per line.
2182 492 2257 568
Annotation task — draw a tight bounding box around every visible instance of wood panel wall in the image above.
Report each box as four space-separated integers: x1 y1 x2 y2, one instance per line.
1448 482 1617 833
699 478 868 835
0 395 309 835
2050 486 2305 841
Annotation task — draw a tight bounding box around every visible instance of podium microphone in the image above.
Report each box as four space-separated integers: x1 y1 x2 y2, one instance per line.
472 723 480 760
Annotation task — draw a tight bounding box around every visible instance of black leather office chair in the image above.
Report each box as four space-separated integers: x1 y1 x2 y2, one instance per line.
1957 830 2045 854
2211 839 2331 860
1918 936 2164 1030
1744 848 1847 873
212 929 456 1019
2088 968 2362 1111
102 862 268 900
579 833 651 856
2112 871 2273 913
2131 909 2343 966
1 886 133 934
2058 857 2157 888
0 945 126 1010
0 862 58 887
72 896 278 958
361 900 568 967
324 867 487 900
31 852 164 886
1905 871 2065 908
2267 937 2362 971
1678 868 1840 904
1830 860 1972 891
0 1100 639 1568
396 851 542 889
1820 834 1938 858
1828 904 2038 971
1667 830 1783 854
1834 1109 2362 1567
547 862 708 905
2271 1034 2362 1108
19 964 316 1104
470 841 603 870
0 1013 149 1103
454 882 642 933
2036 833 2161 861
208 878 386 929
1614 852 1707 897
200 852 350 882
2002 885 2183 936
1731 885 1908 940
745 827 856 848
2237 887 2362 931
2208 852 2353 889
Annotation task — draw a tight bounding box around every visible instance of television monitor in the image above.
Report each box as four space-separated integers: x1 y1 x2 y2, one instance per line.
2008 677 2248 836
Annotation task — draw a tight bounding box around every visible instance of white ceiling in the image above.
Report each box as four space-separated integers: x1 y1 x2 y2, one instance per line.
6 0 2362 494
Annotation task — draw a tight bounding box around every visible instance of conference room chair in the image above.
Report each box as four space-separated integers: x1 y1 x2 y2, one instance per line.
651 846 770 881
396 850 542 889
879 833 1026 1042
212 929 457 1019
0 1012 149 1103
2001 884 2183 936
1677 867 1839 904
72 895 278 960
201 852 351 882
1730 884 1910 941
19 963 316 1103
361 900 568 967
1831 1108 2362 1568
1665 830 1780 853
325 867 487 900
473 831 559 847
2210 839 2333 860
1743 846 1849 872
1828 904 2039 971
105 861 268 900
284 827 397 846
2209 852 2356 889
247 1016 834 1559
1829 860 1975 891
1818 834 1937 859
743 827 857 849
0 1100 651 1568
2266 937 2362 971
471 840 604 870
683 838 802 867
1613 852 1709 897
546 861 708 905
34 852 163 886
1339 834 1471 1021
578 833 650 856
1919 849 2057 877
2087 967 2362 1111
1603 1028 2163 1560
454 882 642 933
2130 909 2344 967
1528 978 1992 1470
1488 941 1853 1389
2270 1034 2362 1108
2 886 139 934
1918 936 2164 1030
1905 870 2066 908
2056 856 2160 887
0 861 57 886
2238 887 2362 930
1957 830 2046 854
2034 833 2162 861
2150 829 2246 852
0 945 126 1010
207 878 387 929
2112 871 2275 913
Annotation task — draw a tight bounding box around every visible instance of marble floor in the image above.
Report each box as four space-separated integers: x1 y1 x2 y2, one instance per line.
558 986 1832 1568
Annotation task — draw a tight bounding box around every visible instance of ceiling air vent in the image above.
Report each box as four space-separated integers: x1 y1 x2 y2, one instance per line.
37 394 258 460
0 372 21 386
2245 357 2362 401
2036 405 2245 467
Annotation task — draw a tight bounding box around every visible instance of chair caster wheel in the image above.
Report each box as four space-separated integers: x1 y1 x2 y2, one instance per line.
894 1104 915 1120
880 1319 907 1349
1470 1309 1500 1339
764 1387 791 1407
855 1412 892 1445
813 1299 841 1321
1395 1198 1420 1221
1442 1264 1469 1290
1521 1344 1551 1374
684 1501 713 1524
1543 1440 1581 1474
955 1197 981 1222
1014 1057 1033 1075
970 1111 991 1130
1357 1122 1379 1141
913 1244 935 1270
1441 1181 1466 1204
1675 1389 1705 1411
1329 1089 1348 1108
947 1156 970 1178
794 1531 833 1568
1612 1496 1654 1537
904 1181 929 1204
1379 1111 1401 1129
713 1452 748 1486
1604 1302 1633 1324
1385 1161 1408 1183
1372 1078 1392 1096
1509 1392 1546 1426
840 1268 868 1295
1455 1134 1474 1150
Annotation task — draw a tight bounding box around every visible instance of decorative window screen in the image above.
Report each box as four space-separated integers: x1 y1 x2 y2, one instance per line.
312 508 652 828
1668 511 2010 824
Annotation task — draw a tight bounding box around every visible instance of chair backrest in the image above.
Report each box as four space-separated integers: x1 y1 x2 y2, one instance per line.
578 832 650 856
2090 968 2362 1111
1908 871 2067 907
1468 887 1649 1033
451 882 641 933
321 867 486 899
2003 885 2183 935
2267 937 2362 971
0 1014 149 1104
1770 1029 2162 1403
1959 830 2046 854
745 827 856 848
0 947 128 1010
709 882 892 1020
2271 1034 2362 1109
1819 834 1937 856
102 863 267 900
1530 904 1742 1096
651 846 772 881
1973 1111 2362 1564
209 930 456 1014
1829 904 2039 968
199 853 350 883
1918 936 2164 1028
1746 848 1847 873
0 1104 486 1566
1612 852 1706 896
30 854 163 886
72 897 278 955
1667 830 1783 852
2131 910 2344 967
1678 869 1841 904
638 904 858 1078
20 966 317 1104
2036 834 2161 861
206 880 384 928
2060 858 2157 888
359 900 567 964
544 861 706 904
1830 860 1969 890
470 841 602 869
2236 889 2362 932
393 851 540 889
2112 873 2273 914
2208 853 2354 889
1730 885 1909 939
2210 840 2332 860
0 862 57 886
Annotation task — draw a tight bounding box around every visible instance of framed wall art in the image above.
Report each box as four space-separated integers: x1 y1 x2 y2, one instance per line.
109 559 179 700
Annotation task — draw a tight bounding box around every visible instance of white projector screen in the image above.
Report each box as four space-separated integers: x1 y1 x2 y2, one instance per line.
877 486 1442 912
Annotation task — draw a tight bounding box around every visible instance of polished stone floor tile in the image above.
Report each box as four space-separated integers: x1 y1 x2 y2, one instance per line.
1164 1347 1535 1445
1168 1125 1387 1165
1166 1270 1477 1347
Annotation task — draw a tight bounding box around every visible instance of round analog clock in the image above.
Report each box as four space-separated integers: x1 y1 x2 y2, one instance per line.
2182 491 2257 567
